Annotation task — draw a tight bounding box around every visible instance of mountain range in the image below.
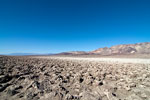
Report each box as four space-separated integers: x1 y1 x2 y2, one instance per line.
2 42 150 56
59 42 150 56
1 53 53 56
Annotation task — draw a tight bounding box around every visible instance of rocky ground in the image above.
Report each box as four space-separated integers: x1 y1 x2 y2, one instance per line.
0 56 150 100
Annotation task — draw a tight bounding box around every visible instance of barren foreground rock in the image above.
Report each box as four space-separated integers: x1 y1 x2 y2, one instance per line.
0 56 150 100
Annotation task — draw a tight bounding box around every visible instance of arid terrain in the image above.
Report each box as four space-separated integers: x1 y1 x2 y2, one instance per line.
0 55 150 100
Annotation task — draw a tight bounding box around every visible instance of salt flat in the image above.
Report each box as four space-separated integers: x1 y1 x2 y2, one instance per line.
1 56 150 100
35 56 150 64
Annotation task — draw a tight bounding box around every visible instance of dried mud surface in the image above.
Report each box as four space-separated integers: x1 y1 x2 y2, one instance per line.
0 56 150 100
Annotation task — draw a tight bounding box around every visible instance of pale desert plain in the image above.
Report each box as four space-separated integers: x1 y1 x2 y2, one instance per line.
0 55 150 100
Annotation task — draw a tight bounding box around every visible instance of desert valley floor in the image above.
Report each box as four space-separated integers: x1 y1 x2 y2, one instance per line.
0 56 150 100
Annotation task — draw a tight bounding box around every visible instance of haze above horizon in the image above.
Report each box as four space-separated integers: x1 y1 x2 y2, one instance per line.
0 0 150 54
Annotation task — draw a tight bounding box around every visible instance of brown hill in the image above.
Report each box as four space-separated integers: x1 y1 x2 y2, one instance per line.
90 42 150 55
57 51 88 55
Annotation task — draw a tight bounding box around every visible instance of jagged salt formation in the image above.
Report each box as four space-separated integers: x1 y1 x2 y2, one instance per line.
0 56 150 100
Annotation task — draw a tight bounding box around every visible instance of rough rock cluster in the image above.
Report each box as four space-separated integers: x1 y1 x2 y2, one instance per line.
0 56 150 100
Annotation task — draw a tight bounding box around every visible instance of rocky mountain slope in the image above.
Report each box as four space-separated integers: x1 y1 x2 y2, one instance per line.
58 42 150 56
90 42 150 55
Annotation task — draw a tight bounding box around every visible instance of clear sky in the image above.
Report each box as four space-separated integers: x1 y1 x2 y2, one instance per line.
0 0 150 54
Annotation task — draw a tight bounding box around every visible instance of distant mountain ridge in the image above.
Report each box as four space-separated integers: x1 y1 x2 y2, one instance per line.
8 53 40 56
2 42 150 56
57 51 87 55
3 53 53 56
58 42 150 55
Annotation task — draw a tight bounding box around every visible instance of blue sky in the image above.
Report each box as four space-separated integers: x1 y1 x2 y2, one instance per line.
0 0 150 54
